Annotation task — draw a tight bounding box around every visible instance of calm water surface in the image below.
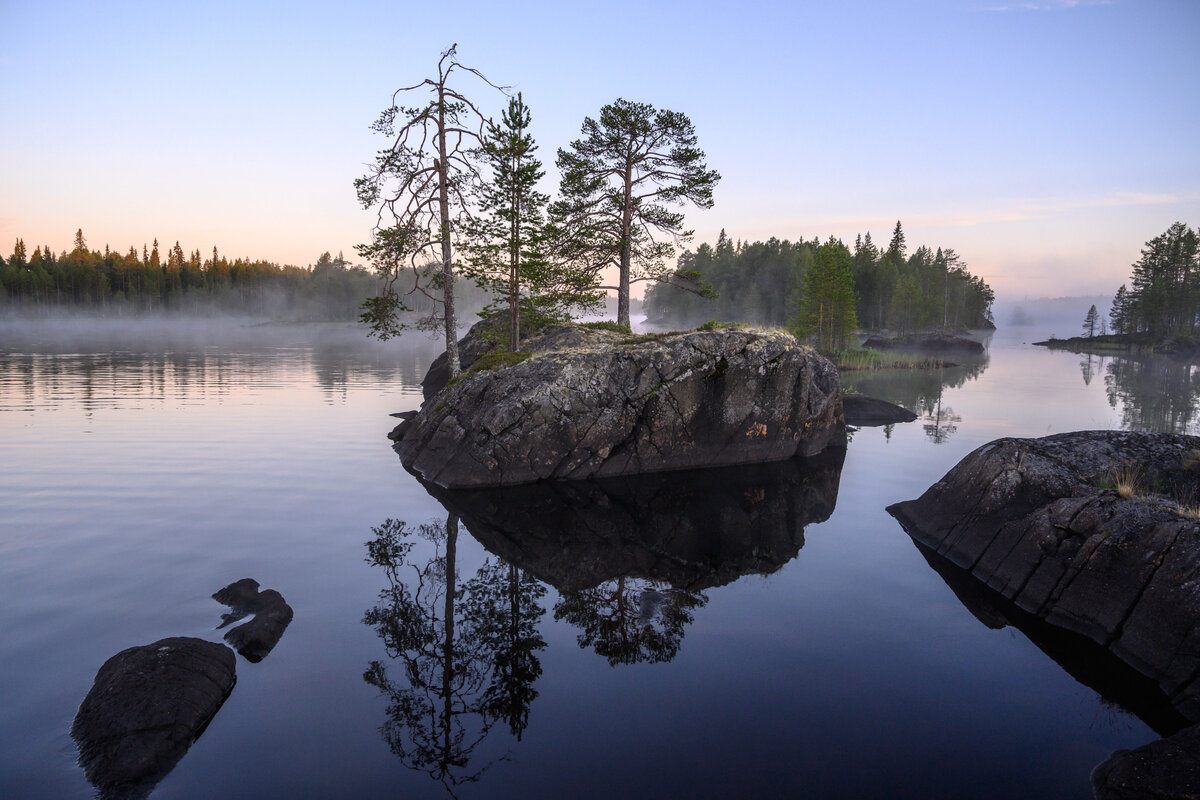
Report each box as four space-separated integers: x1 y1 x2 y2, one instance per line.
2 318 1196 799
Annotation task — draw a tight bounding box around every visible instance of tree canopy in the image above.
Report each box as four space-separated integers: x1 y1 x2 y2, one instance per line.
549 99 720 328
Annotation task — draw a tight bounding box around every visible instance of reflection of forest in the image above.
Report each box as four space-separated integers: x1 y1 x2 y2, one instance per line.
841 354 988 444
1104 354 1200 435
0 325 447 406
362 516 546 795
418 449 845 667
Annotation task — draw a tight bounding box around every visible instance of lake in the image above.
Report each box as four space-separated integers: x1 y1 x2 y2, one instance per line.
2 317 1196 799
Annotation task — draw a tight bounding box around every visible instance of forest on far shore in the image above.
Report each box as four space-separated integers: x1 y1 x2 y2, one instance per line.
644 221 996 342
0 230 491 321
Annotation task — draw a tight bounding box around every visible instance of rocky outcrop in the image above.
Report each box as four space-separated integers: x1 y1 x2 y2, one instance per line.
395 326 845 489
213 579 293 663
890 431 1200 717
71 637 236 798
423 446 844 593
890 430 1200 799
421 318 627 400
842 395 917 426
862 333 985 353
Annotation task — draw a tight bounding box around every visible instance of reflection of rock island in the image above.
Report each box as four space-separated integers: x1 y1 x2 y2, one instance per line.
423 447 846 594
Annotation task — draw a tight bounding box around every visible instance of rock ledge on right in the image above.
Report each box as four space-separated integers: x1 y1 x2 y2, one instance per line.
888 430 1200 799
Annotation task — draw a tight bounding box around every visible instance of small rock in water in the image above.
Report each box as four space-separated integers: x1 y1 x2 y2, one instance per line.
72 636 235 798
212 578 293 663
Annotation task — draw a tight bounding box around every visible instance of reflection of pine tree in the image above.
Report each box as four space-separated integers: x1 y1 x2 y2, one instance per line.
1105 357 1200 434
554 576 706 666
922 395 961 444
1080 354 1097 386
362 516 546 793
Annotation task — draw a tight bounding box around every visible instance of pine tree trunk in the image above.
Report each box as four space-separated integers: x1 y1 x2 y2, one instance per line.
437 97 461 378
618 163 633 329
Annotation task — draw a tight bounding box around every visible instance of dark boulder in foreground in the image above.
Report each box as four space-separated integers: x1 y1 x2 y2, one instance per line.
394 326 845 488
213 578 293 663
72 637 235 798
842 395 917 426
862 332 984 353
889 430 1200 799
422 447 845 593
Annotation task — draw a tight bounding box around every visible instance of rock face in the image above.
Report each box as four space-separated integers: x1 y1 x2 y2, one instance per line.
423 447 844 593
1093 724 1200 799
395 326 845 489
890 430 1200 717
862 332 985 353
72 637 236 798
842 395 917 426
213 578 294 663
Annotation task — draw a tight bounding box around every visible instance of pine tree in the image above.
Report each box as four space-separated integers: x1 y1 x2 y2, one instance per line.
549 99 720 328
1082 304 1099 338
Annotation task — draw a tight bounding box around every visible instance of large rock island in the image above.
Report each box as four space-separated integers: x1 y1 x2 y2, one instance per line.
393 323 845 488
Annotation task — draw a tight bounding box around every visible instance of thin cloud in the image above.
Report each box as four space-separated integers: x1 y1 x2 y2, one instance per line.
811 191 1195 231
985 0 1112 11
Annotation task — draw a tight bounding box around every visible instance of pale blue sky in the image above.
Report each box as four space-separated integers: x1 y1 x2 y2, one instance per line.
2 0 1197 298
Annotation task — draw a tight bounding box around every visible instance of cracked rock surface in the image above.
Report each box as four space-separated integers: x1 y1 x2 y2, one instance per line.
395 326 845 489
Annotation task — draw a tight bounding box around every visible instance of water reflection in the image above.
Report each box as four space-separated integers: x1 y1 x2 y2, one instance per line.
419 449 845 665
554 579 704 666
0 321 444 409
841 354 988 445
1080 353 1105 386
913 539 1189 738
1105 355 1200 435
362 515 546 795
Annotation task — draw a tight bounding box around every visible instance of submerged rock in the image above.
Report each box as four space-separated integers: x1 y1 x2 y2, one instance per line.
72 637 235 799
213 578 293 663
861 333 984 353
842 395 917 426
395 326 844 488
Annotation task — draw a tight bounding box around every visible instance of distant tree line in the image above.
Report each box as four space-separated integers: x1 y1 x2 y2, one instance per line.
0 229 492 320
644 221 995 340
1109 222 1200 337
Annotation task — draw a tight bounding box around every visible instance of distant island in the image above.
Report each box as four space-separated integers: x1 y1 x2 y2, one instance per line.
643 220 996 345
1033 222 1198 359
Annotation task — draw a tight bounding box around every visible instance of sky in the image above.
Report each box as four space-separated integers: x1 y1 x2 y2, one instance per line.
1 0 1197 301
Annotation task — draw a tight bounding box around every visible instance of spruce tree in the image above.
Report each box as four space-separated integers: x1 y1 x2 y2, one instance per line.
1082 304 1099 338
463 93 600 350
